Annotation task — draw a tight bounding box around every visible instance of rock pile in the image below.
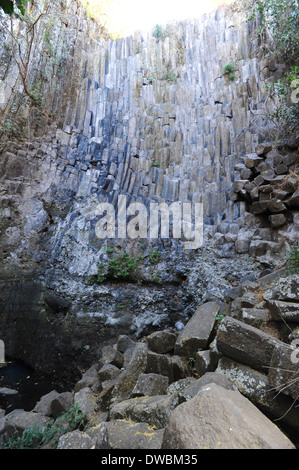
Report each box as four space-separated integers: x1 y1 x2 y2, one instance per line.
232 143 299 257
0 272 298 449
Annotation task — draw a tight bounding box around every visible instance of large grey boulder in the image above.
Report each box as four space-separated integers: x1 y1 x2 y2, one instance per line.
131 373 169 397
174 302 220 357
146 350 173 382
146 331 177 354
86 419 164 449
162 383 296 449
4 410 51 439
57 430 95 449
215 316 285 373
268 343 299 402
50 392 74 419
216 357 299 432
110 393 180 429
33 390 60 416
263 275 299 322
111 343 148 400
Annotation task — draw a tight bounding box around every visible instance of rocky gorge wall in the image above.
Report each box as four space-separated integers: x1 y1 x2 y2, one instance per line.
0 1 298 383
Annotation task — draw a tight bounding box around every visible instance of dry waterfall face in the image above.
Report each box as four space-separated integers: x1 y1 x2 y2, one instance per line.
0 0 298 449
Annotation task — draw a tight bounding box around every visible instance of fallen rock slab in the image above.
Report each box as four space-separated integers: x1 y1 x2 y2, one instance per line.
215 316 285 373
216 357 299 432
174 302 220 357
162 383 295 449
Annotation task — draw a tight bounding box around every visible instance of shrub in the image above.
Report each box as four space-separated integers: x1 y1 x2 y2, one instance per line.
223 62 234 75
247 0 299 66
107 252 142 280
153 24 165 41
149 249 160 265
1 404 86 449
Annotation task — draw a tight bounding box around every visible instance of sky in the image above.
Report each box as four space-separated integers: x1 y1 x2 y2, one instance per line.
107 0 234 36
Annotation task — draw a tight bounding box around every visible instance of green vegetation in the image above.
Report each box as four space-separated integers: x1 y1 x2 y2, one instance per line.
223 63 235 81
0 404 86 449
223 62 234 75
247 0 299 66
107 252 143 280
149 249 160 265
161 70 178 82
266 66 299 140
286 242 299 275
153 24 165 41
88 246 162 285
0 0 27 16
89 251 143 284
246 0 299 140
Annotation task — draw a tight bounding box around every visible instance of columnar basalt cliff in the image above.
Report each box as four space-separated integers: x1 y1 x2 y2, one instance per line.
0 1 298 385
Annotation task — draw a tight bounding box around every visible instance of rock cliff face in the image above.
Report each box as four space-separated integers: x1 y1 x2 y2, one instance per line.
0 1 298 382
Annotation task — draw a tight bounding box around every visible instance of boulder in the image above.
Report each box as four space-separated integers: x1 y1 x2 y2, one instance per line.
146 351 173 382
111 343 148 400
263 275 299 322
4 409 51 439
177 372 234 403
162 383 295 449
50 392 74 419
74 387 97 420
239 308 268 327
57 430 95 449
269 213 287 228
98 364 121 383
174 302 220 357
216 357 299 432
215 316 285 373
268 343 299 402
195 350 214 376
110 394 180 429
170 355 189 381
86 420 164 449
244 154 264 169
100 345 124 369
131 373 169 397
146 331 177 354
33 390 60 416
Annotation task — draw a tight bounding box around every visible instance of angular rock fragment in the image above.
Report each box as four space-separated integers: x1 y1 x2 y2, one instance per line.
174 302 220 357
215 316 285 373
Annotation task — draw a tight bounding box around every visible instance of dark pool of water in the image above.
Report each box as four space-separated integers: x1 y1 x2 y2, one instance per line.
0 359 67 415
